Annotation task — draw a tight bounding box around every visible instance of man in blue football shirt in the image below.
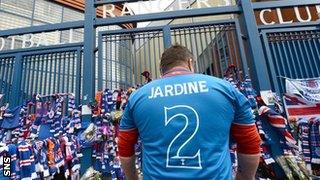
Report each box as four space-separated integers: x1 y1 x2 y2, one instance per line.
119 45 261 180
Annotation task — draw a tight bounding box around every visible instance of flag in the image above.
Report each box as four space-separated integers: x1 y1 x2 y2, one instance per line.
283 94 320 117
285 78 320 103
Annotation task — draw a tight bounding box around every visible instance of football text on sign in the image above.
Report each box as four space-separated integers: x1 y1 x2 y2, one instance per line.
0 29 76 51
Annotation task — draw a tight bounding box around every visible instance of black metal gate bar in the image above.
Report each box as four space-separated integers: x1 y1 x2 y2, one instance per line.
75 49 82 105
207 26 218 76
287 33 301 78
310 33 320 74
137 34 142 84
203 26 213 76
152 32 157 79
24 56 31 101
143 33 148 83
192 27 201 73
44 54 49 95
20 56 27 101
0 56 14 103
70 51 75 93
132 35 137 84
6 58 14 101
187 27 199 73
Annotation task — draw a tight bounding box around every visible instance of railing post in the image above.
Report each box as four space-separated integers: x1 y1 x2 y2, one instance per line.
240 1 285 177
97 32 103 91
240 0 272 93
163 26 172 49
83 0 96 103
81 0 96 175
234 19 249 77
10 54 23 108
75 49 82 106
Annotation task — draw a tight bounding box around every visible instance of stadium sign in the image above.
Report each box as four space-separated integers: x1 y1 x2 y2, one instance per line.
256 5 320 25
102 0 232 17
0 29 76 51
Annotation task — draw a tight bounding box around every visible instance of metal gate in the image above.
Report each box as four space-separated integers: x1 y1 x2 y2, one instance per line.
0 44 82 106
261 27 320 94
97 19 248 90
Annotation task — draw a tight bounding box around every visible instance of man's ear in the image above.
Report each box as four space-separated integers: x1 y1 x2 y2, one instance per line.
188 59 194 72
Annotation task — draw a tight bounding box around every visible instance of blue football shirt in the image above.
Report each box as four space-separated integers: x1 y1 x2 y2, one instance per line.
120 73 254 180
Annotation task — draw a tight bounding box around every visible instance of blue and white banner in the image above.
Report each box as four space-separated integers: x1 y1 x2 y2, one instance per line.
283 94 320 117
285 78 320 103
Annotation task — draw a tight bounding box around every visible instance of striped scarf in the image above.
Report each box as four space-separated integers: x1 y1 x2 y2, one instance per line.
8 144 18 179
18 141 37 180
33 140 50 178
259 106 297 150
239 77 257 109
52 97 64 138
68 94 76 113
309 118 320 164
102 89 114 117
298 118 311 168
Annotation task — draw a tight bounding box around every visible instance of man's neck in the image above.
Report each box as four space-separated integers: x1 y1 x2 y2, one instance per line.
162 66 193 78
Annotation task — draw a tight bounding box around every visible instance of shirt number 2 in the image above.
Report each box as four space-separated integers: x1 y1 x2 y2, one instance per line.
164 105 202 169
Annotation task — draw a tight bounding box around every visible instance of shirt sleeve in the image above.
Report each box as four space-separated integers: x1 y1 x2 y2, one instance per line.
232 87 255 125
231 124 261 154
120 100 136 130
119 100 139 157
230 85 261 154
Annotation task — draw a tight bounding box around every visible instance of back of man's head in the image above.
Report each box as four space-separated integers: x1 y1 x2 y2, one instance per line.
160 44 194 74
